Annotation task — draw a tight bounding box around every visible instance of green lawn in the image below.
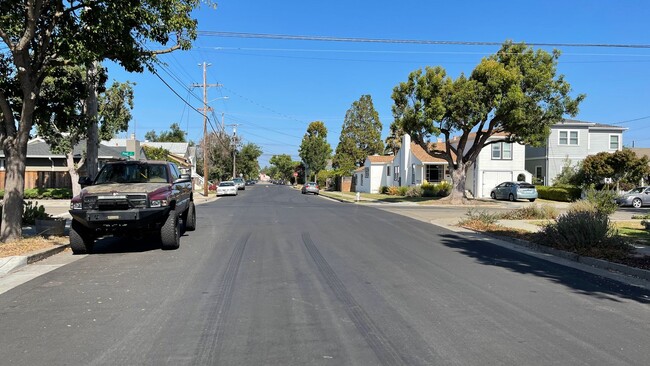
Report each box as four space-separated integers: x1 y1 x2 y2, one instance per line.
615 221 650 244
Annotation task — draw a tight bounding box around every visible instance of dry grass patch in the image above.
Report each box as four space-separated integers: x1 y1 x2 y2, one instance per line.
0 236 68 258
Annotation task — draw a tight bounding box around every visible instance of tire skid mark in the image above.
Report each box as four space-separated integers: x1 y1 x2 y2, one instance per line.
193 232 251 365
302 232 409 366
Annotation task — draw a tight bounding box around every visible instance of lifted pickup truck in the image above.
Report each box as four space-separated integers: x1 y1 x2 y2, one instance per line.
69 160 196 254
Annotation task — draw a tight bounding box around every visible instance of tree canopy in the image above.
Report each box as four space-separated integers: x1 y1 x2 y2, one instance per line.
333 95 384 174
578 149 650 189
299 121 332 180
269 154 297 181
391 41 584 203
237 142 263 180
145 123 187 142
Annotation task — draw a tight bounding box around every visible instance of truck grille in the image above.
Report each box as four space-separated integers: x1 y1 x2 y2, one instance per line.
83 194 148 210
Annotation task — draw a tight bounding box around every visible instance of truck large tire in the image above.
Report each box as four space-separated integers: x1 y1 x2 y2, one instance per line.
70 220 94 254
161 209 180 250
184 202 196 231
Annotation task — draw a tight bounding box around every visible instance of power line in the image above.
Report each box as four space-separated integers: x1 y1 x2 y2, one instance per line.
197 31 650 49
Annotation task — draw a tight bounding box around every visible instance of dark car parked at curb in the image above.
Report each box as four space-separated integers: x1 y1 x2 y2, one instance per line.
490 181 538 202
301 182 320 195
616 186 650 208
69 160 196 254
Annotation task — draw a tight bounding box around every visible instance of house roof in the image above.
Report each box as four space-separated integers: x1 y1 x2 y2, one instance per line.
1 140 126 159
411 142 448 163
102 139 191 157
367 155 394 164
554 119 627 131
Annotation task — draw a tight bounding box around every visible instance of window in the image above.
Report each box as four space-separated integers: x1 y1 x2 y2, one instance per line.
535 166 542 179
491 142 512 160
394 166 399 182
559 130 579 145
426 165 442 182
609 135 620 150
364 167 369 179
386 166 390 176
411 164 415 184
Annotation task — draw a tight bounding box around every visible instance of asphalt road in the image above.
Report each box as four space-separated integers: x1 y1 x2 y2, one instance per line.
1 184 649 365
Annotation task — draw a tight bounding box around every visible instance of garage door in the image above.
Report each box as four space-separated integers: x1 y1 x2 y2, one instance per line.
481 171 513 198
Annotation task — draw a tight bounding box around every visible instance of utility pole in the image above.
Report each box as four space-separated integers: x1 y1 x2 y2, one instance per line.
192 62 221 196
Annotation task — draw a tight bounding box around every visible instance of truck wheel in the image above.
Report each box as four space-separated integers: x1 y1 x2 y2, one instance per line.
70 220 94 254
184 202 196 231
161 209 180 250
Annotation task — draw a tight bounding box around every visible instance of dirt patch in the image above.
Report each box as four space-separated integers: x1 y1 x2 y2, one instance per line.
0 236 68 258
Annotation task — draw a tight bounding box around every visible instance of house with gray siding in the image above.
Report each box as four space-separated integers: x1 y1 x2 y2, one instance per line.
525 119 626 185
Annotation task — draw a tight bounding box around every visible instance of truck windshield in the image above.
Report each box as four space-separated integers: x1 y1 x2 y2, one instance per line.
94 164 168 184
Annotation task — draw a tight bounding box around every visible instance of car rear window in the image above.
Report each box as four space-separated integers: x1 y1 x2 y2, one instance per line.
517 183 535 189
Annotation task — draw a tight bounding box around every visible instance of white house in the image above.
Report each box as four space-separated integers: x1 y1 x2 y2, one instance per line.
463 132 532 198
355 133 531 198
525 119 626 185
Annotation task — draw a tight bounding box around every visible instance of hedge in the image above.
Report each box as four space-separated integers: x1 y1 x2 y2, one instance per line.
0 188 73 200
536 186 581 202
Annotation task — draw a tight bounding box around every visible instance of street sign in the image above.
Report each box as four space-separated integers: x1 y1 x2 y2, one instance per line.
121 151 135 157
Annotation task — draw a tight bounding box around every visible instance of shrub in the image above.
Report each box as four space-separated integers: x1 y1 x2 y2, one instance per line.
459 208 499 226
397 186 409 196
536 185 581 202
387 186 400 196
405 186 422 197
380 186 389 194
499 204 559 220
436 181 452 197
22 200 52 225
421 182 437 197
567 199 597 214
584 187 618 215
1 188 73 199
536 211 633 260
316 170 331 189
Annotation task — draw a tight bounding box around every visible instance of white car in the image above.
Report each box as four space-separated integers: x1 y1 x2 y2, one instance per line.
216 181 238 196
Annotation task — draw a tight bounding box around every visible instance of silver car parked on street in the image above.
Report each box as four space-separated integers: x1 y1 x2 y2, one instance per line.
490 181 538 202
615 186 650 208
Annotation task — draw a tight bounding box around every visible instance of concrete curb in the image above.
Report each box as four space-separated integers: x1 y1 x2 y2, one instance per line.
445 223 650 285
0 243 69 276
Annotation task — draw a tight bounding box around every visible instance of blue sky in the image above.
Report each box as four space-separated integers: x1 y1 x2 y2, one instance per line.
107 1 650 168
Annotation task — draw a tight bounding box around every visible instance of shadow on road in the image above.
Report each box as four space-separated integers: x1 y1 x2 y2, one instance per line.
439 233 650 304
88 234 185 254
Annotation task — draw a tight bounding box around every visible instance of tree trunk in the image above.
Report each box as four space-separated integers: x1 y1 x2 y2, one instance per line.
444 163 469 205
1 133 29 242
67 152 82 198
85 61 100 180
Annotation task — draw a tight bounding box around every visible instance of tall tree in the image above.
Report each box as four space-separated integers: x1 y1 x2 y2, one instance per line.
0 1 200 241
299 121 332 180
392 41 584 204
237 143 263 180
36 66 134 197
269 154 296 182
384 122 404 156
333 95 384 174
145 122 187 142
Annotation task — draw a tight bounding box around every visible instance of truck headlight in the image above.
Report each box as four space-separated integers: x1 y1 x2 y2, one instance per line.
71 202 82 209
150 199 168 208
